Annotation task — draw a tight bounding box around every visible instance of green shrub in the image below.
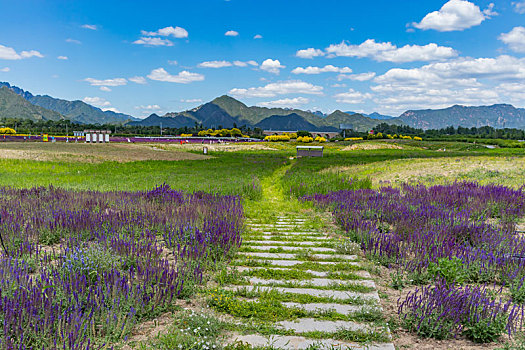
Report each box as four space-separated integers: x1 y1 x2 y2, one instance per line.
427 257 467 286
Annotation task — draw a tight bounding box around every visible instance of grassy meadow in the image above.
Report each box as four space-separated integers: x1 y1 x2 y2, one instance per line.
0 139 524 349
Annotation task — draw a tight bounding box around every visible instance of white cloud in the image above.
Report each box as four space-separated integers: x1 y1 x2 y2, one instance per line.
325 40 457 63
82 96 111 107
499 27 525 53
229 80 323 98
0 45 43 60
181 98 203 103
412 0 495 32
225 30 239 36
334 89 372 104
0 67 9 72
292 65 353 75
99 86 111 92
84 77 127 87
258 97 310 108
331 83 347 88
136 104 161 110
296 48 325 59
337 72 376 81
198 60 232 68
370 55 525 114
133 37 173 46
81 24 98 30
247 60 258 66
260 59 285 74
254 34 263 39
147 68 204 83
102 107 121 113
57 56 68 60
141 26 188 38
233 60 247 67
513 1 525 14
168 60 178 65
66 38 81 44
129 76 147 84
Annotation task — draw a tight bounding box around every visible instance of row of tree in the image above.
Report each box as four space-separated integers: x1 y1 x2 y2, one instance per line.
347 123 525 140
0 118 266 138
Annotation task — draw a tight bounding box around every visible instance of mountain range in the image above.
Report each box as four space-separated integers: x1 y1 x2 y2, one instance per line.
130 95 385 131
1 81 524 131
0 82 137 124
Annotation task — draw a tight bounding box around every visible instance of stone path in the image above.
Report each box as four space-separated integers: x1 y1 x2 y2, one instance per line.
223 216 394 350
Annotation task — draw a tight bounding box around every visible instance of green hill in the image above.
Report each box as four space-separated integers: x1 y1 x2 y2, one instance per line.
0 87 64 121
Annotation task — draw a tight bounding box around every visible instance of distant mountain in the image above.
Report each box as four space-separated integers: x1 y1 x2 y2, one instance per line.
398 104 525 130
0 87 64 121
0 82 137 124
140 96 374 131
321 110 394 131
345 111 393 120
255 113 332 131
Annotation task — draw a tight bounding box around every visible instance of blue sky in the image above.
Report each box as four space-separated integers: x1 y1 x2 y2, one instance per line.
0 0 524 118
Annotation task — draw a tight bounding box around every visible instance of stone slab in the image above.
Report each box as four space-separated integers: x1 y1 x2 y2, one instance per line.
279 318 369 333
230 285 379 301
230 334 394 350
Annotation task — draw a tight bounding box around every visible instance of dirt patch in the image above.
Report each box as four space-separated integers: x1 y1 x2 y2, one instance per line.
341 142 404 151
157 142 277 152
0 142 208 162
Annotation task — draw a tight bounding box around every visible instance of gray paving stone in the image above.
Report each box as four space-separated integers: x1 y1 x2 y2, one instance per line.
230 334 394 350
247 277 375 288
246 245 336 253
238 252 357 261
251 235 330 241
237 259 343 267
235 266 330 277
243 240 328 246
279 318 369 333
230 285 379 301
282 302 378 315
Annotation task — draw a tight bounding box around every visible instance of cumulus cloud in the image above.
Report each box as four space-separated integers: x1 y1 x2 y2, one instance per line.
0 45 43 60
296 48 325 59
260 59 285 74
499 27 525 53
337 72 376 81
135 104 161 110
258 97 310 108
370 55 525 114
0 67 9 72
225 30 239 36
147 68 204 83
229 80 323 98
325 40 457 63
129 76 147 84
82 96 111 107
81 24 98 30
513 1 525 14
198 60 233 68
66 38 81 44
254 34 263 39
57 56 68 60
141 26 188 38
84 77 127 87
99 86 111 92
334 89 372 104
133 37 173 46
292 65 353 75
412 0 495 32
181 98 203 103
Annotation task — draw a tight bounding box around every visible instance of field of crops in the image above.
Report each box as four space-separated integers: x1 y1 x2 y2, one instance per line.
0 140 523 349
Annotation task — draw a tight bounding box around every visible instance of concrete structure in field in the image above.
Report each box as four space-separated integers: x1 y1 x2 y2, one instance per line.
263 130 339 139
84 130 111 143
296 145 324 157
